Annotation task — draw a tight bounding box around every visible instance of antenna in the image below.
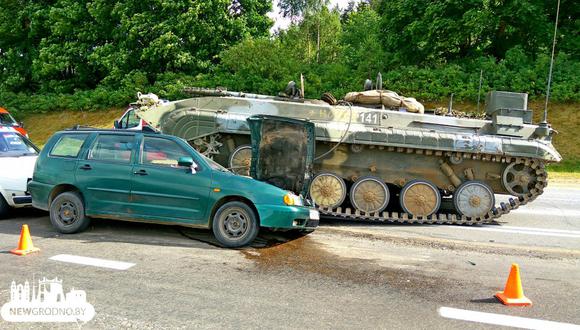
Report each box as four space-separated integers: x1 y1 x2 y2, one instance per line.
542 0 561 123
300 73 305 99
448 93 454 115
476 69 483 112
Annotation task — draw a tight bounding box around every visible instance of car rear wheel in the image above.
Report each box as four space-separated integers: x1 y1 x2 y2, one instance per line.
50 192 91 234
212 201 259 248
0 195 10 219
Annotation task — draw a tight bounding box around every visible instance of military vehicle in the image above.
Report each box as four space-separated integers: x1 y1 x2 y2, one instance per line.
131 86 561 225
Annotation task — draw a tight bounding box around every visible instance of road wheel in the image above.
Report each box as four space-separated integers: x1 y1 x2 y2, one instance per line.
228 145 252 176
453 181 495 218
212 201 259 248
502 161 541 197
309 172 346 209
400 180 441 217
49 191 91 234
350 176 389 214
0 195 11 219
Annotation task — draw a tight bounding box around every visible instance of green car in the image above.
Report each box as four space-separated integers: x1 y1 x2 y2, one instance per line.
28 128 319 247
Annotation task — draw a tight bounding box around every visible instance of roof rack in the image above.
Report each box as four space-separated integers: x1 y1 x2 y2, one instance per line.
68 125 100 131
66 125 159 134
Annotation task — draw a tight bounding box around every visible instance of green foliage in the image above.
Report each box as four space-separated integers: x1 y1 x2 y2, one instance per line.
0 0 578 113
1 0 273 95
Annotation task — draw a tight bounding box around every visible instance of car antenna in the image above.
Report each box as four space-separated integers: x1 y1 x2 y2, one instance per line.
542 0 561 124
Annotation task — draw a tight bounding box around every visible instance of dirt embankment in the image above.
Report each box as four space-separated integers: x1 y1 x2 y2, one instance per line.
22 108 123 147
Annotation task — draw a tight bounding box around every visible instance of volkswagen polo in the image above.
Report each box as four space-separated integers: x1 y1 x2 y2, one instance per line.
28 128 319 247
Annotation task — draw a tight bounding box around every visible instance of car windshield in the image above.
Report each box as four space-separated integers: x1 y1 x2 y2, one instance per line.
202 154 229 172
0 113 17 126
0 131 38 157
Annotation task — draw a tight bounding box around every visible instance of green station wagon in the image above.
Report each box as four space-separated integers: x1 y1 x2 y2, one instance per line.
28 128 319 247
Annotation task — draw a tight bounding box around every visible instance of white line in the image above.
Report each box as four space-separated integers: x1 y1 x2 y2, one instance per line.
539 198 580 202
491 225 580 235
438 307 580 330
509 208 580 217
50 254 135 270
452 226 580 238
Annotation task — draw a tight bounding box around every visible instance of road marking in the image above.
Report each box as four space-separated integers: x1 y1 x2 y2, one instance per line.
496 226 580 235
449 226 580 238
50 254 135 270
510 208 580 217
438 307 580 329
539 197 580 202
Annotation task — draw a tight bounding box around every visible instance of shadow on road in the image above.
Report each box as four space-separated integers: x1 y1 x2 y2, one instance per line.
0 208 307 251
470 297 502 304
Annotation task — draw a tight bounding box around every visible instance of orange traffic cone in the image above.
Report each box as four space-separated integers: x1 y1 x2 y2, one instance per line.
495 263 532 306
10 224 40 256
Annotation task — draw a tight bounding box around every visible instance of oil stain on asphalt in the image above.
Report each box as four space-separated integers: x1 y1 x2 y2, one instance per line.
241 231 453 299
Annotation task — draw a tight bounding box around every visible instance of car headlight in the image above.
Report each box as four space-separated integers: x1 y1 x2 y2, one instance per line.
283 193 303 206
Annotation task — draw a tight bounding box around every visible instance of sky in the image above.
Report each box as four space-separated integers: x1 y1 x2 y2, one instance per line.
267 0 360 33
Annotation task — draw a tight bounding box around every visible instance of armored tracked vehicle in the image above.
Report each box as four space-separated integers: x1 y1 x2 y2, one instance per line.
130 87 561 225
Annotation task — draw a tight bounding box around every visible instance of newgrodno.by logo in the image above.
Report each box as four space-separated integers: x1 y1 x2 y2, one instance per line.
1 277 95 323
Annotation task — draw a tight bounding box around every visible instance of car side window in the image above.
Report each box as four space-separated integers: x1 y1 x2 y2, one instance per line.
88 134 134 163
142 137 191 167
50 134 89 158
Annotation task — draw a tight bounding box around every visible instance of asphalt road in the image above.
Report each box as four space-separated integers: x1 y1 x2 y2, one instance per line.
0 183 579 329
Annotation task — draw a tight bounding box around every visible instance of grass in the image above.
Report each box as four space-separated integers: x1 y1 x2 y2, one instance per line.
548 171 580 185
21 101 578 173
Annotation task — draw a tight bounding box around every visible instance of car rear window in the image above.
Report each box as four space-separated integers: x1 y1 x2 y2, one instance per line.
50 134 88 158
88 134 135 163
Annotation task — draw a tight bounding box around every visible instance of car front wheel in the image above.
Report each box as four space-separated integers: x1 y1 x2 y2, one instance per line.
49 191 91 234
212 201 259 248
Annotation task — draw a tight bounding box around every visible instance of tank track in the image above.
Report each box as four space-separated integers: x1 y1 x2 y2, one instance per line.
317 148 548 225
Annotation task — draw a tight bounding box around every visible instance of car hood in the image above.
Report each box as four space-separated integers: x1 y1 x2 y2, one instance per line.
211 170 295 205
247 115 315 196
0 155 37 191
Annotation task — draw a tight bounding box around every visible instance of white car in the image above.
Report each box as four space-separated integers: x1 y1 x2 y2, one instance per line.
0 126 38 218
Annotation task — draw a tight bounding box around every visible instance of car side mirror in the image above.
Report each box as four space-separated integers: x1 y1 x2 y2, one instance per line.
113 120 120 129
18 121 24 128
178 156 197 174
178 156 194 168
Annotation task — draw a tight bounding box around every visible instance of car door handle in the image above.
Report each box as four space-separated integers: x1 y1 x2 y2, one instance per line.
133 169 148 176
79 164 92 170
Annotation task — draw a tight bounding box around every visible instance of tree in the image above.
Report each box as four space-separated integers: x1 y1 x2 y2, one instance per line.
278 0 329 62
341 3 385 78
0 0 274 93
377 0 563 65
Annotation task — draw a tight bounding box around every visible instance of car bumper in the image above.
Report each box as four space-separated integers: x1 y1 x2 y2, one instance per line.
255 204 319 230
2 190 32 208
27 180 51 211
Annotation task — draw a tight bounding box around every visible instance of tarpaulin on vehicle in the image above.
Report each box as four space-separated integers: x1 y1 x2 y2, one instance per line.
344 90 425 114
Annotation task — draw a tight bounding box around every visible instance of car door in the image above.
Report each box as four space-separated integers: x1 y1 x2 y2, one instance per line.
129 135 211 223
75 133 136 216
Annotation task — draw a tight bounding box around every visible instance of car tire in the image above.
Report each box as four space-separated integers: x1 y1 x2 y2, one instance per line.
49 191 91 234
212 201 259 248
0 195 11 219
